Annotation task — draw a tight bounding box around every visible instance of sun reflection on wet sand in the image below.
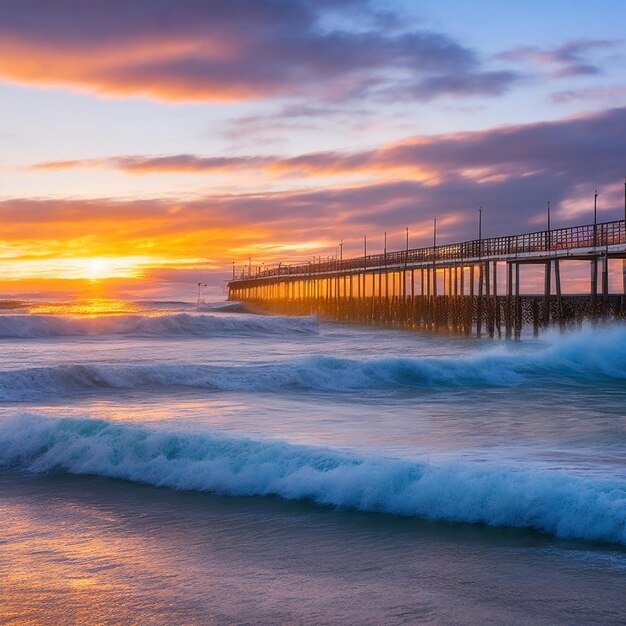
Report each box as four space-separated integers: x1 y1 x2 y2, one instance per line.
0 479 208 624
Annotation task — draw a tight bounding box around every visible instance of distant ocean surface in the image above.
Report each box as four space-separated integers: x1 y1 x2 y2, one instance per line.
0 298 624 624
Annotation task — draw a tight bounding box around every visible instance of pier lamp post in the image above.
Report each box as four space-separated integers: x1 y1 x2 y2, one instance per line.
478 207 482 259
384 231 387 266
593 189 598 247
197 282 206 309
433 218 437 297
547 201 551 249
339 240 343 262
623 178 626 294
363 235 367 296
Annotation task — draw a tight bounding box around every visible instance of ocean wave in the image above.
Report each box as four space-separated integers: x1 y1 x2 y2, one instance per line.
0 414 623 545
2 326 626 400
0 312 318 339
197 301 249 313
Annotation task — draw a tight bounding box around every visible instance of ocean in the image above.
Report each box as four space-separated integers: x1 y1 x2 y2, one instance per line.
0 299 624 625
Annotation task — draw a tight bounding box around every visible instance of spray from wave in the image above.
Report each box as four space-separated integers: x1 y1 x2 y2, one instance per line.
0 312 318 339
0 414 623 545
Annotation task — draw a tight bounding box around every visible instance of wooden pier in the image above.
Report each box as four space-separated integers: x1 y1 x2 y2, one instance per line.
228 219 626 336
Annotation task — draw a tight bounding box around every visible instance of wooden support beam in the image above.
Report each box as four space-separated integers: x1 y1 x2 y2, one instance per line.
485 262 491 299
493 261 501 336
554 259 562 323
591 257 598 318
484 261 493 336
543 261 552 326
602 254 609 317
515 262 521 337
477 263 484 337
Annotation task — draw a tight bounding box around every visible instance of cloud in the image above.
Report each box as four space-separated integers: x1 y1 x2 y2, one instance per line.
0 0 519 103
499 39 619 78
7 106 626 287
550 85 626 104
216 103 375 147
32 155 275 174
406 70 521 100
30 108 626 191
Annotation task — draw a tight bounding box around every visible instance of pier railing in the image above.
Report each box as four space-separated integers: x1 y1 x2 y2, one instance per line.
240 219 625 279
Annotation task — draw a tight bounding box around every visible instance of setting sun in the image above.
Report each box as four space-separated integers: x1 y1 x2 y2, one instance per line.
85 257 111 281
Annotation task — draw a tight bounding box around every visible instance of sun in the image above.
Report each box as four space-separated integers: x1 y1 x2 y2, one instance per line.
84 257 112 281
80 256 146 282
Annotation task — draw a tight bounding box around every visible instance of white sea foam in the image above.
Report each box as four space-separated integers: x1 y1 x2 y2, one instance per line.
0 414 623 545
0 312 318 338
2 326 626 400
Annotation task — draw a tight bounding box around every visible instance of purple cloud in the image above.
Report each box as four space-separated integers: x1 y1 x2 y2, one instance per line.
0 0 519 102
499 39 620 78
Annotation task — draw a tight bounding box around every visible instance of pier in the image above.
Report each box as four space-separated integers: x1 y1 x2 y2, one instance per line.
228 219 626 336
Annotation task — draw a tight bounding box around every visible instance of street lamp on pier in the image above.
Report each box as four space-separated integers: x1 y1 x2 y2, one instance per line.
478 207 482 258
594 189 598 247
547 200 551 250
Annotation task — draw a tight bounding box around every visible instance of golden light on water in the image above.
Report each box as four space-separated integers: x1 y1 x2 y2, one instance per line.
28 299 140 315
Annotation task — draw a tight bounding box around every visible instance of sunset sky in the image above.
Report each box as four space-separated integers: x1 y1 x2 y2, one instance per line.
1 0 625 297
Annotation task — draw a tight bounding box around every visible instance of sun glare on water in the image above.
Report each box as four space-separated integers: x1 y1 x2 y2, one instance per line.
29 298 139 315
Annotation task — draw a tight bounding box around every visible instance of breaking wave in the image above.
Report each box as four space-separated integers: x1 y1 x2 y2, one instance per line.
2 326 626 400
0 312 318 339
0 414 623 545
